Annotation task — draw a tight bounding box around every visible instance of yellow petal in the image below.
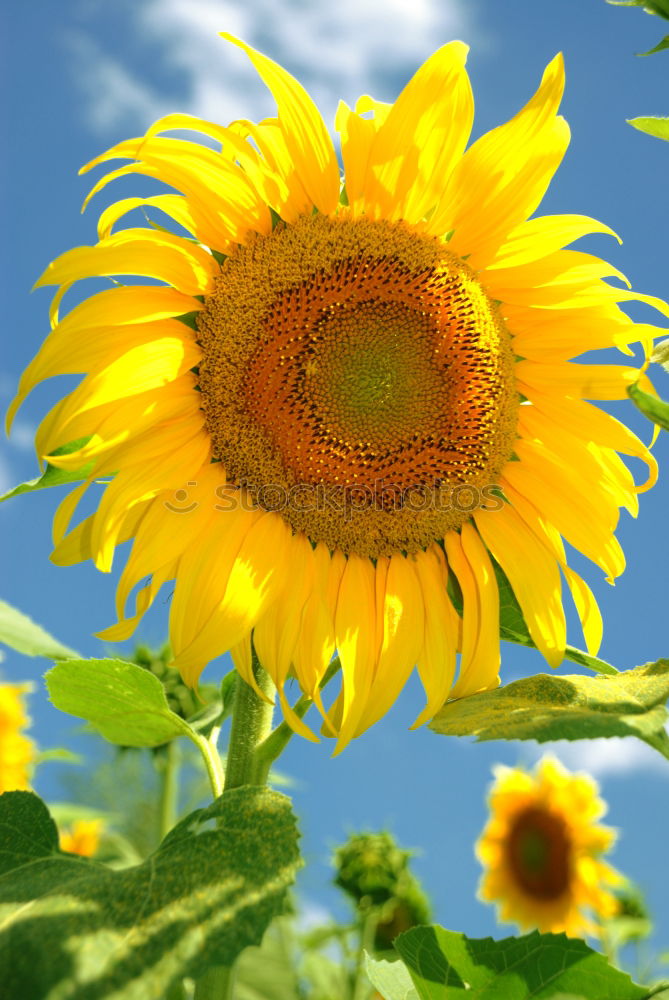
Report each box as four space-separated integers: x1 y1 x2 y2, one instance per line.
333 554 377 753
356 42 473 222
429 54 568 265
517 361 654 401
482 214 620 270
475 504 566 667
7 286 200 432
96 194 199 240
446 524 501 698
411 545 459 729
221 34 340 214
172 511 292 686
335 96 390 215
35 229 216 297
528 390 657 490
355 553 425 735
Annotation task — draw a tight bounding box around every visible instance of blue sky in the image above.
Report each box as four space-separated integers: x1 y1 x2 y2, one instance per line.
3 0 669 960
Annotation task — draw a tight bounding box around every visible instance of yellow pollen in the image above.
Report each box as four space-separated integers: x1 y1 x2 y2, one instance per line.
197 213 518 557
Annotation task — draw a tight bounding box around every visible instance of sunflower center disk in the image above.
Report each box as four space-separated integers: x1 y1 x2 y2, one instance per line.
197 214 518 557
507 806 571 901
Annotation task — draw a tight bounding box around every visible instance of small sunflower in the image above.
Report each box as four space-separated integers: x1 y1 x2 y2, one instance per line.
59 819 103 858
9 37 666 750
476 757 622 937
0 683 36 794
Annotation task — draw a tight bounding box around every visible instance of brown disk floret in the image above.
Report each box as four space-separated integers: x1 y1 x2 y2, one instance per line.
197 213 518 558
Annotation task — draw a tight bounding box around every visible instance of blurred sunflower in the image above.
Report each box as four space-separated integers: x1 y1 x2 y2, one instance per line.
59 819 104 858
0 683 36 793
8 37 666 750
476 757 622 937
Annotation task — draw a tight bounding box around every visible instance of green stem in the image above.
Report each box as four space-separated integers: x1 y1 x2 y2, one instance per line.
351 907 378 1000
223 649 276 791
193 964 234 1000
254 656 341 783
192 647 276 1000
187 726 225 800
156 739 181 842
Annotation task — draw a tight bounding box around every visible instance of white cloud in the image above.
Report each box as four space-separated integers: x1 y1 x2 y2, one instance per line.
531 738 669 780
66 30 169 133
6 421 36 453
68 0 474 134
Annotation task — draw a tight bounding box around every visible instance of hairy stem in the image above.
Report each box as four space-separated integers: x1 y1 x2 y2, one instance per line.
192 646 277 1000
156 739 181 842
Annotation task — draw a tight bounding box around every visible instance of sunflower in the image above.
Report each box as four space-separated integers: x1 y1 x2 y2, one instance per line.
8 37 666 751
476 757 622 937
0 683 36 793
59 819 103 858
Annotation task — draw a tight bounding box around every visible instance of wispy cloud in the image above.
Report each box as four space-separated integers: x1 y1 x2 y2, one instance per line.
67 0 475 134
531 737 669 779
66 30 170 133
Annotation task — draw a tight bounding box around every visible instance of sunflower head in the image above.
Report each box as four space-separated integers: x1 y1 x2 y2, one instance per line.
476 757 622 938
0 683 36 794
59 819 104 858
8 33 666 750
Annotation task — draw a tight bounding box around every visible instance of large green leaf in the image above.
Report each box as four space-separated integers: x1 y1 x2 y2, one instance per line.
235 918 302 1000
627 382 669 430
430 661 669 760
0 599 78 660
0 789 302 999
391 926 657 1000
46 658 192 747
0 437 94 503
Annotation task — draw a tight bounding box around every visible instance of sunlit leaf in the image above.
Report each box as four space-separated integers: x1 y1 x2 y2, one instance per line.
0 437 94 502
431 661 669 760
628 116 669 140
46 658 191 747
0 599 78 660
366 954 419 1000
391 925 654 999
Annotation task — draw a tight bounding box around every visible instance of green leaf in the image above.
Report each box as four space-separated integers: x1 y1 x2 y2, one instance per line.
638 33 669 53
607 0 669 17
495 563 618 675
0 599 79 660
628 116 669 140
46 657 192 747
234 918 302 1000
627 382 669 430
430 661 669 760
366 954 419 1000
0 437 94 502
393 926 650 999
0 788 302 998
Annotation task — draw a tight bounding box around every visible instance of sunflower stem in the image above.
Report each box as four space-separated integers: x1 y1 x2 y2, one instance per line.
254 656 342 782
156 739 181 842
192 650 276 1000
192 963 234 1000
223 648 277 791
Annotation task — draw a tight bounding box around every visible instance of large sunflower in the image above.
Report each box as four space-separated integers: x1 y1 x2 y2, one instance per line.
476 758 622 937
9 37 665 751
